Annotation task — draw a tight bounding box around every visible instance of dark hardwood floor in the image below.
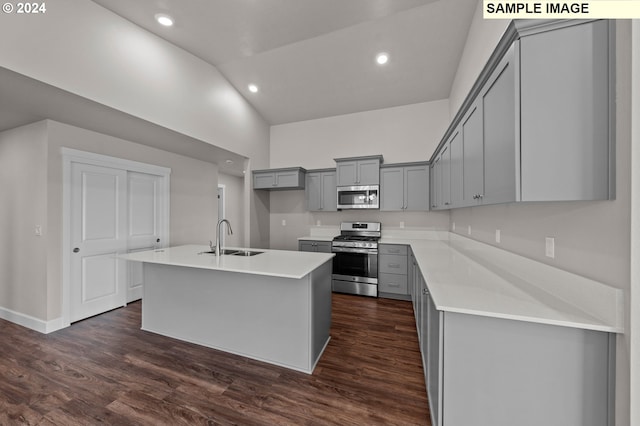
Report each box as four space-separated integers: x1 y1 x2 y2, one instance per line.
0 294 430 425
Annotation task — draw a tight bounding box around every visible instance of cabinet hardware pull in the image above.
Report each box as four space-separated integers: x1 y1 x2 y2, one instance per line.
389 263 400 268
73 247 80 253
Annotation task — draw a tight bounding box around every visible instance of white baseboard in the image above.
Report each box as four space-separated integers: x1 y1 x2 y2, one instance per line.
0 306 67 334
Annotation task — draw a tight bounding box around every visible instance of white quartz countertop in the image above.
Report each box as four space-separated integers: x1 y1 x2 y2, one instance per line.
384 233 623 333
121 245 334 280
299 228 623 333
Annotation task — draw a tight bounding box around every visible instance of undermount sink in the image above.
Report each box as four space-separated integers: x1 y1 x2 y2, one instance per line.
200 249 263 256
231 250 263 257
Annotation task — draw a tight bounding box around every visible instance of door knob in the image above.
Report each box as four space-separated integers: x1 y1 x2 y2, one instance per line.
156 238 160 243
73 247 80 253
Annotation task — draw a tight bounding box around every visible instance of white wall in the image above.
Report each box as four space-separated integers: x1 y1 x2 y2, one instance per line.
0 0 271 249
0 119 223 324
447 11 632 425
218 173 245 247
268 101 451 250
271 100 449 169
447 5 510 118
0 122 48 319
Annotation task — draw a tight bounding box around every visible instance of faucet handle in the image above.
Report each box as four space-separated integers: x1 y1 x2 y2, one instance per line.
209 240 215 251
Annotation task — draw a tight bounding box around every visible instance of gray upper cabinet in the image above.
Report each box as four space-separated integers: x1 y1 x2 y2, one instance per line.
306 169 337 211
519 20 611 201
335 155 383 186
253 167 306 190
449 127 463 207
380 163 429 211
429 19 613 209
481 45 517 205
461 101 483 207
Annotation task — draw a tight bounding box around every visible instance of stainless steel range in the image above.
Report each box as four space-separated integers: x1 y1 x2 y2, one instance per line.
331 222 381 297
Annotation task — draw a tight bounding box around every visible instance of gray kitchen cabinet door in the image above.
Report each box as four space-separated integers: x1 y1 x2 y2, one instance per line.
335 157 381 186
427 293 443 426
432 157 441 209
429 163 437 210
336 160 358 186
440 313 612 426
405 165 429 211
298 241 315 252
449 128 463 208
380 167 404 210
439 145 451 208
298 240 331 252
481 45 517 205
276 170 303 187
320 171 337 211
306 172 322 211
357 159 381 185
253 172 276 189
519 20 610 201
461 101 483 206
306 170 336 211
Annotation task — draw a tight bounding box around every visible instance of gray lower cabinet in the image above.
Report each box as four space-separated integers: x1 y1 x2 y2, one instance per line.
253 167 306 190
380 163 429 211
413 271 615 426
298 240 332 253
335 155 383 186
378 244 410 300
306 169 337 211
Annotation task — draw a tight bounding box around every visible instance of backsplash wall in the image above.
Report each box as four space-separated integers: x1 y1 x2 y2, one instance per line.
268 190 449 251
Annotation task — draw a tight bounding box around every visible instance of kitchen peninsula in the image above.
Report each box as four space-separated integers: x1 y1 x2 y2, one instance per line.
122 245 334 374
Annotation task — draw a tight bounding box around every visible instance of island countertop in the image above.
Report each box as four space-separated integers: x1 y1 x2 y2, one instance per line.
121 244 334 280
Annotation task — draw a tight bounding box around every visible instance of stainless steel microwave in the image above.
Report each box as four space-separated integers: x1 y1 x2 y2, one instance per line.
336 185 379 209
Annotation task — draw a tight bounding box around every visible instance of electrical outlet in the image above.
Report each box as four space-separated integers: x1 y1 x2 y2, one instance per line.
545 237 555 258
467 225 472 235
282 219 286 226
452 222 456 231
35 225 42 236
316 220 321 226
495 229 501 243
400 221 405 229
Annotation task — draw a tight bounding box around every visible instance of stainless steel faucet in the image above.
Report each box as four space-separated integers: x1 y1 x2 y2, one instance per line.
211 219 233 256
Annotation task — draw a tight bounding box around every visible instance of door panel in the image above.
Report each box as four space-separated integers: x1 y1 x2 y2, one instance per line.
71 163 127 323
127 172 164 302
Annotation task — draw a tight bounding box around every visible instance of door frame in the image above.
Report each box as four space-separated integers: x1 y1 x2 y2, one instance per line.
61 148 170 327
217 184 226 246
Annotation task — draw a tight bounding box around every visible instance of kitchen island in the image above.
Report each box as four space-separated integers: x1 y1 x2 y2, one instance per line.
121 245 334 374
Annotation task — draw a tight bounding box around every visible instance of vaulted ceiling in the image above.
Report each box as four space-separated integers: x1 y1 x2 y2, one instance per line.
89 0 478 124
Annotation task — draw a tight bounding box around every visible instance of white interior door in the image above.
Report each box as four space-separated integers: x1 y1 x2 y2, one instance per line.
70 162 127 322
127 171 165 302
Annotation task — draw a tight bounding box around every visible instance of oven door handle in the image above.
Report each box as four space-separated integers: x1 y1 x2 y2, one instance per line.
331 247 378 255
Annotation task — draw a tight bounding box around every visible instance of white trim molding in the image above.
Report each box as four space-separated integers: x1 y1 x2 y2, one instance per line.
630 19 640 426
0 306 66 334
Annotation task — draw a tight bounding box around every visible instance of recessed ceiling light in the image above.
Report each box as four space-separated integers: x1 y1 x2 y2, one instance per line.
248 84 259 93
155 13 174 27
376 52 389 65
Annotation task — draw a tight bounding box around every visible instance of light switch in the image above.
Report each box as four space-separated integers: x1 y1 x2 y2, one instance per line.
35 225 42 236
545 237 555 258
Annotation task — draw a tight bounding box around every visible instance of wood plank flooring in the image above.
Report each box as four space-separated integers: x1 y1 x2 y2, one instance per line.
0 294 430 425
